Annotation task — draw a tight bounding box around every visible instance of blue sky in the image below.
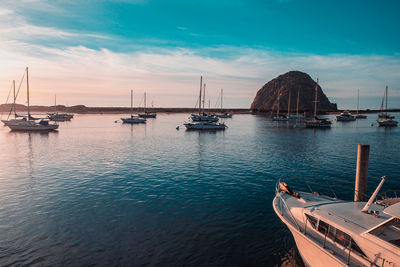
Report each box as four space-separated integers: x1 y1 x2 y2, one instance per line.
0 0 399 108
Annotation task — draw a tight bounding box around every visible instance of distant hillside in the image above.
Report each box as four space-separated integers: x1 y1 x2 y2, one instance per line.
250 71 337 113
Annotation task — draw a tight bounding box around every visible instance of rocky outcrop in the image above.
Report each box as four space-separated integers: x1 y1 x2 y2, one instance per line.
250 71 337 113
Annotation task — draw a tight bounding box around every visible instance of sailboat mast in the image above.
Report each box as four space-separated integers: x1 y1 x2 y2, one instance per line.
13 80 16 119
130 90 133 118
203 84 206 112
54 94 57 114
356 89 359 115
277 92 280 116
287 90 291 117
26 67 30 119
221 88 223 113
144 92 146 113
385 86 388 116
314 78 319 118
296 90 300 116
199 76 202 115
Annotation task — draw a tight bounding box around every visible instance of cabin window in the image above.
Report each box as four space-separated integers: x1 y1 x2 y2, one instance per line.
305 214 318 229
369 217 400 248
318 220 366 257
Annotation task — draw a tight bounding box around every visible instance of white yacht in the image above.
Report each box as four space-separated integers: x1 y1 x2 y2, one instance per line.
273 176 400 267
121 90 146 124
336 111 356 121
3 67 59 131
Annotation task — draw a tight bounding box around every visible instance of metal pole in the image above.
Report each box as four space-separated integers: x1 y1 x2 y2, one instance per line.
13 80 16 119
199 76 202 115
354 144 370 202
26 67 30 119
130 90 133 118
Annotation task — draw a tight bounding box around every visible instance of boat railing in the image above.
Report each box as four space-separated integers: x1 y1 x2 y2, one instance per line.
275 180 301 232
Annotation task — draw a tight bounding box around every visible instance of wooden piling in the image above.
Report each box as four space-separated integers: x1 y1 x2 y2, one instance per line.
354 144 370 202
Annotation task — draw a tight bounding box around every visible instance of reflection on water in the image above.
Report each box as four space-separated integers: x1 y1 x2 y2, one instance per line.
0 113 399 266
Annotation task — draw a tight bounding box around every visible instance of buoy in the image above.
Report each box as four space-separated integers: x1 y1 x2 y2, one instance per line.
176 126 180 130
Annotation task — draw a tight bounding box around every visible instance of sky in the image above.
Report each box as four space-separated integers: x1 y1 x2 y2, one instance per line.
0 0 399 109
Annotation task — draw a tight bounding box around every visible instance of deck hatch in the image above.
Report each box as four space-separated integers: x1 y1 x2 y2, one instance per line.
369 217 400 247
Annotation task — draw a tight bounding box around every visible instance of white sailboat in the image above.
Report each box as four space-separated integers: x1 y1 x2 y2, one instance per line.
47 95 73 121
215 89 232 118
185 76 226 130
272 90 288 121
377 86 398 127
138 92 157 118
305 78 332 128
121 90 146 124
4 67 59 131
190 77 219 122
288 90 305 120
355 89 367 119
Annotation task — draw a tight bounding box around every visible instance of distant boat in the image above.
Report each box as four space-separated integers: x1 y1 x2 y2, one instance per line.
305 78 332 128
184 121 226 130
288 90 305 120
121 90 146 124
377 86 398 127
4 67 58 131
215 89 232 118
190 77 219 122
272 89 288 121
355 89 367 119
138 92 157 118
336 111 356 121
47 95 73 121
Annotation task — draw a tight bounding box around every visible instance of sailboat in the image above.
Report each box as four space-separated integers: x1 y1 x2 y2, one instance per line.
185 76 226 130
377 86 398 127
47 95 73 121
288 90 305 120
4 67 59 131
215 89 232 118
190 77 218 122
138 92 157 118
355 89 367 119
305 78 331 128
272 90 288 121
121 90 146 123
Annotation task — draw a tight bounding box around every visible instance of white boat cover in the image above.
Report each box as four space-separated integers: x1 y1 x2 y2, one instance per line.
383 202 400 218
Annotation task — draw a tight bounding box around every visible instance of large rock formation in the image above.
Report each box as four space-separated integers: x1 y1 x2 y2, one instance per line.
250 71 337 113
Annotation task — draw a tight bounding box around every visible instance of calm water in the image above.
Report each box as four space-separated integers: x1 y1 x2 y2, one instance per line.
0 113 399 266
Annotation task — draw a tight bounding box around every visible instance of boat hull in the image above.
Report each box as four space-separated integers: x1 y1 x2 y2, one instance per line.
377 119 398 127
7 124 58 131
138 113 157 118
191 114 219 122
184 123 226 130
121 118 146 123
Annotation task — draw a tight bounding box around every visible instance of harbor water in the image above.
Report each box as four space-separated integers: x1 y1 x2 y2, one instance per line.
0 113 399 266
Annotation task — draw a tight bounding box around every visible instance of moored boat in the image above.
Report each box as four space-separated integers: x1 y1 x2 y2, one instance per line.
184 121 226 130
121 90 146 124
138 92 157 118
305 78 332 128
274 175 400 267
3 67 58 131
336 111 356 121
377 86 398 127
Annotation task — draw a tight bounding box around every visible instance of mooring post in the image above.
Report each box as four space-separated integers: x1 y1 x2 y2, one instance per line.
354 144 370 202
